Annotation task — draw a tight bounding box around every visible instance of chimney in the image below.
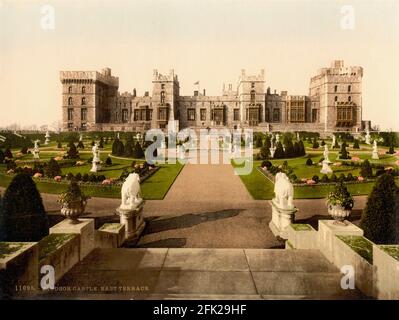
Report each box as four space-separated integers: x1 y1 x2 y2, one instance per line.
144 91 149 97
194 90 199 96
133 88 137 97
203 89 206 96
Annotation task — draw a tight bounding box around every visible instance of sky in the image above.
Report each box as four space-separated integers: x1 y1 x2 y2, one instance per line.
0 0 398 130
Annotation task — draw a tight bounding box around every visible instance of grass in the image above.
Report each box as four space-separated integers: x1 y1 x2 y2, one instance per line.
379 245 399 261
99 223 124 232
291 224 314 231
337 235 374 264
38 233 78 260
0 242 29 259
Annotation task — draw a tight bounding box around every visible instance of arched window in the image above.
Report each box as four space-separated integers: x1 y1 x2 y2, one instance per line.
82 86 86 94
68 97 73 105
348 85 351 93
348 96 351 102
334 96 338 102
161 91 165 104
250 90 256 104
334 85 338 93
81 97 86 105
68 86 72 94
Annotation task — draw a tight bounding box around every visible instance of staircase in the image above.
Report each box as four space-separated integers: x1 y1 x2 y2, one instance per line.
46 248 363 299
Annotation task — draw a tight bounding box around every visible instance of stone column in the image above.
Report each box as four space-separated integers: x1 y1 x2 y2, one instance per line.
116 201 146 244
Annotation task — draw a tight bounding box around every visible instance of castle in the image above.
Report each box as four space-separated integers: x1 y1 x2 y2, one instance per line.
60 60 368 135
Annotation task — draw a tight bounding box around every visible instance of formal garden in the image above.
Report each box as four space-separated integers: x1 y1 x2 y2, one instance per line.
0 131 183 199
233 131 399 199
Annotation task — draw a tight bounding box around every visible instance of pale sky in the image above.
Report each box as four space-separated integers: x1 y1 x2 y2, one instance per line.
1 0 398 130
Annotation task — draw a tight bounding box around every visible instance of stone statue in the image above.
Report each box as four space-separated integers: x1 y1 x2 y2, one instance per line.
275 133 280 143
33 140 40 159
79 133 83 142
365 130 371 145
44 131 51 145
321 144 333 174
323 144 330 163
372 139 379 159
331 135 336 148
90 142 101 172
119 173 143 210
274 172 294 209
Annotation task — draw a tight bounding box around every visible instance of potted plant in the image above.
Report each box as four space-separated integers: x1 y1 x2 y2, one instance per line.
58 180 90 223
327 182 354 224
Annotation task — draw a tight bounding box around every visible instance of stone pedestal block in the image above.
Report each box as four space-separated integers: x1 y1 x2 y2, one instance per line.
95 223 126 248
0 242 39 296
269 199 297 239
50 218 95 260
116 202 146 244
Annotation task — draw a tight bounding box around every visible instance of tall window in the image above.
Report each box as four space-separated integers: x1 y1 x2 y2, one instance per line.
68 108 73 121
82 86 86 94
161 84 165 90
187 109 196 121
250 90 256 104
122 109 128 123
233 109 240 121
81 108 87 121
348 96 352 102
251 82 255 89
265 108 270 122
334 96 338 102
312 109 318 123
81 97 86 105
273 108 280 122
160 91 165 104
334 85 338 93
134 110 139 121
348 85 351 92
68 86 72 94
200 109 206 121
158 108 168 121
68 97 73 105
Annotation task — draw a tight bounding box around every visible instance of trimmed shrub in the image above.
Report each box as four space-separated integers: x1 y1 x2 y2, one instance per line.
321 174 329 183
330 173 337 182
66 172 74 181
0 173 49 241
45 158 62 178
312 175 319 183
105 157 112 166
321 140 326 146
360 174 398 244
98 137 104 148
82 173 89 182
259 145 270 159
77 141 84 149
67 143 79 159
346 173 354 181
353 139 360 149
274 142 285 159
387 144 395 154
305 158 313 166
338 173 346 181
339 143 350 159
0 149 4 163
4 148 12 159
261 160 272 169
119 168 130 181
360 159 373 178
20 146 28 154
75 172 82 181
133 142 145 159
112 138 125 156
91 140 95 147
57 141 62 148
290 174 297 183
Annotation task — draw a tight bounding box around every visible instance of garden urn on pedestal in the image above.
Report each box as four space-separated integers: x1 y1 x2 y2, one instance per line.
326 182 354 225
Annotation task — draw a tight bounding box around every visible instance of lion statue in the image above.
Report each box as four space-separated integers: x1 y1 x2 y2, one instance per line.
119 173 143 210
274 172 294 209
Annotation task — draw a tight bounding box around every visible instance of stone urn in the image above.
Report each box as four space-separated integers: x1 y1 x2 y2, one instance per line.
328 204 351 224
60 199 88 224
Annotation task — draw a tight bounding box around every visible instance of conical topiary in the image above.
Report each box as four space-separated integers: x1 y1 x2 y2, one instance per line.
0 173 49 241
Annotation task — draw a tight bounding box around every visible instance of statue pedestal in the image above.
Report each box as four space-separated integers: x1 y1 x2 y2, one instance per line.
372 151 379 160
90 161 101 172
269 199 297 239
320 160 333 174
116 201 146 244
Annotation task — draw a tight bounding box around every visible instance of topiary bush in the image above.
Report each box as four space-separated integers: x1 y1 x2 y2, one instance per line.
133 142 145 159
57 141 62 148
306 158 313 166
66 172 74 181
360 159 373 178
105 157 112 166
261 160 272 169
353 139 360 149
321 174 329 183
312 175 319 183
360 174 399 244
330 173 337 182
45 158 62 178
82 173 89 182
0 173 49 241
321 140 325 146
0 149 4 163
274 142 285 159
4 148 13 159
259 145 270 159
112 138 125 156
339 143 350 159
77 141 84 149
339 173 346 181
67 143 79 159
75 172 82 181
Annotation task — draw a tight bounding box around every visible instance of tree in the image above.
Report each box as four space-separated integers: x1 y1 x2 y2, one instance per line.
298 140 306 156
124 134 134 157
353 139 360 149
312 138 319 149
274 142 285 159
387 143 395 154
112 138 124 156
67 143 79 159
4 148 12 159
284 138 295 158
339 143 349 159
306 158 313 166
57 141 62 149
360 174 398 244
255 136 263 148
0 173 49 241
360 159 373 178
98 137 104 148
264 136 271 149
45 158 62 178
105 157 112 166
133 142 145 159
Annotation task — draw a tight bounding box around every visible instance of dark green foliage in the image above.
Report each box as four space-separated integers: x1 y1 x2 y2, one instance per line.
321 174 329 183
20 146 28 154
255 136 263 148
333 139 340 149
4 148 12 159
261 160 272 169
330 173 337 182
360 159 373 178
105 157 112 166
339 143 350 159
75 172 82 181
306 158 313 166
312 175 319 183
82 173 89 182
0 149 4 163
0 173 49 241
45 158 61 178
91 141 95 147
119 168 130 181
339 173 346 181
259 145 270 159
312 138 319 149
57 141 62 148
387 144 395 154
99 137 104 148
360 174 398 244
297 140 306 156
274 142 285 159
321 140 326 146
66 172 74 181
264 136 271 149
353 139 360 149
290 174 297 183
67 143 79 159
346 173 354 181
284 139 295 158
112 138 125 156
77 141 84 149
133 142 145 159
124 134 134 157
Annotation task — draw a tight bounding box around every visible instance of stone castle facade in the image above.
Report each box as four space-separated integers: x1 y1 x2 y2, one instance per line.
60 60 367 134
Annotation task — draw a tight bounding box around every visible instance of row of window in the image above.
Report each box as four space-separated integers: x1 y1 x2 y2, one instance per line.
68 108 87 121
334 85 351 93
334 96 352 102
68 97 86 106
68 86 86 94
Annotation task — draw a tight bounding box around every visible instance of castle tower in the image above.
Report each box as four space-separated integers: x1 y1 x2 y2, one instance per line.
237 69 266 127
309 60 363 133
60 68 119 131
